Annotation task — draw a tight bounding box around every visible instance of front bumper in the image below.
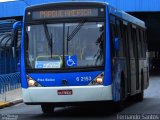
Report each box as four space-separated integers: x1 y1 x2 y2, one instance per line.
22 85 112 104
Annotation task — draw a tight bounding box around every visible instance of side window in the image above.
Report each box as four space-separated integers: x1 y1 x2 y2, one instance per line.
110 15 117 57
131 27 137 58
143 30 147 57
137 29 142 58
145 31 147 49
140 29 145 58
128 25 134 58
142 29 145 58
116 19 125 57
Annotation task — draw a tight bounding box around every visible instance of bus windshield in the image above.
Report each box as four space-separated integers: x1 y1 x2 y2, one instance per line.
26 21 104 69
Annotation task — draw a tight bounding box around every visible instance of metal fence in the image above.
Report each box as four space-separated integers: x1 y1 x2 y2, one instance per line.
0 72 21 94
0 33 20 74
0 20 22 101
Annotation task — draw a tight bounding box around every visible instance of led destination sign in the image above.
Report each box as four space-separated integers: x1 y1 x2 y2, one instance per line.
32 8 100 19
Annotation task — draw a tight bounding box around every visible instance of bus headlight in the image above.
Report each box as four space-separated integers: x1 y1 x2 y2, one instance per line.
96 77 103 84
27 75 41 87
88 73 104 85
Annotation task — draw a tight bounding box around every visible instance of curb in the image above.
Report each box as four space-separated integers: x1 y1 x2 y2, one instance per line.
0 98 23 109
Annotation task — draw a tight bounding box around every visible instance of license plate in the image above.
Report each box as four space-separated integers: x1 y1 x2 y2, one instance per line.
57 90 72 95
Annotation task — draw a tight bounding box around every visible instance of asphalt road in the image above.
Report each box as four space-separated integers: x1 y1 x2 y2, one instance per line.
0 76 160 120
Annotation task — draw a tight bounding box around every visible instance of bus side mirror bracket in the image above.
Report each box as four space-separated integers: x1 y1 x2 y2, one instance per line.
13 21 22 30
114 37 120 51
12 21 23 58
12 21 22 72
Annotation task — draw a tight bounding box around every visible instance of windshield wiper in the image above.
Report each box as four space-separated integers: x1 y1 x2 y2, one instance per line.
67 19 86 41
66 19 86 54
43 23 53 58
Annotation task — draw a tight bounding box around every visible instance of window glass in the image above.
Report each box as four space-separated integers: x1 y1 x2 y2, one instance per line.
65 22 104 67
130 27 136 58
143 31 147 57
116 20 124 57
138 29 142 58
25 22 104 69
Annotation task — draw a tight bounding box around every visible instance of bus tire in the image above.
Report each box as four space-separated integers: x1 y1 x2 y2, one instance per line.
136 91 144 102
41 104 55 114
136 72 144 102
115 100 124 112
115 73 125 112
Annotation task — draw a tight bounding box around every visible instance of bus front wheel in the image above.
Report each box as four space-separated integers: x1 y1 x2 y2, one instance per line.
136 91 144 102
115 73 126 112
41 104 55 114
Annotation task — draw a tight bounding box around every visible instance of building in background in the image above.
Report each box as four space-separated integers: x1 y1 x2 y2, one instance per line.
0 19 21 74
0 0 160 73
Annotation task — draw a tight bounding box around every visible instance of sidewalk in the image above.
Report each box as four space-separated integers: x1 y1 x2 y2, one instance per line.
0 88 23 108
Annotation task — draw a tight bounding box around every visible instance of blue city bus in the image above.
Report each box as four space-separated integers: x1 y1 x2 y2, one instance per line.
21 1 149 113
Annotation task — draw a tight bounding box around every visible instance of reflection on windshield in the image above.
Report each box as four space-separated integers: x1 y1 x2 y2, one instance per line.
26 24 63 68
43 23 53 58
66 19 86 54
26 22 104 69
95 26 104 65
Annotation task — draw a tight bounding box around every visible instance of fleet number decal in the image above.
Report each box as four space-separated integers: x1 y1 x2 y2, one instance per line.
76 76 92 82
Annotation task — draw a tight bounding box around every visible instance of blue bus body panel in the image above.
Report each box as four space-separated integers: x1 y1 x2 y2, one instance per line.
21 2 112 88
28 71 103 87
108 5 146 28
107 4 146 102
112 59 126 102
21 11 28 89
103 4 112 86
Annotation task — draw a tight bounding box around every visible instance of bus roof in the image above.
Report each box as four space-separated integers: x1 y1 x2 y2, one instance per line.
25 1 146 28
25 1 106 11
108 5 146 28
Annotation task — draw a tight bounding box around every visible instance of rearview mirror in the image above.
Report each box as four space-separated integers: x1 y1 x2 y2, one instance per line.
114 37 120 51
13 21 22 30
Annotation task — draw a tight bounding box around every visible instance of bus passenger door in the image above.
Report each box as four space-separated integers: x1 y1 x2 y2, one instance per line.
123 23 139 95
130 26 139 95
110 16 128 101
116 20 129 99
122 22 131 96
